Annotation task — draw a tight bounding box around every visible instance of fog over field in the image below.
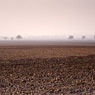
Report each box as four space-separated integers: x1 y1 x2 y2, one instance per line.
0 35 95 46
0 40 95 46
0 0 95 46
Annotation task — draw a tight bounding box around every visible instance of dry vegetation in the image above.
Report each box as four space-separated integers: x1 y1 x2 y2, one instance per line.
0 46 95 95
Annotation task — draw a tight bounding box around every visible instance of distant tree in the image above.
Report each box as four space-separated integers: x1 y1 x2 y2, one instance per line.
68 35 74 39
82 36 86 40
16 35 22 40
3 37 8 40
94 35 95 39
11 37 14 40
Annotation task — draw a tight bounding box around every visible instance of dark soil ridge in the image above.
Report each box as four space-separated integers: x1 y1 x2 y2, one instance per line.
0 54 95 66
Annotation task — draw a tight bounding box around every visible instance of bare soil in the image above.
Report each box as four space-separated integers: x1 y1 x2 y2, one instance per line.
0 46 95 95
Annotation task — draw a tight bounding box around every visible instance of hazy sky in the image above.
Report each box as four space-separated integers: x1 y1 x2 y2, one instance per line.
0 0 95 37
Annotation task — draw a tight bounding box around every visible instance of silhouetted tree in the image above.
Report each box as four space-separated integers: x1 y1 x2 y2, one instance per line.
16 35 22 40
68 35 74 39
82 36 86 39
94 35 95 39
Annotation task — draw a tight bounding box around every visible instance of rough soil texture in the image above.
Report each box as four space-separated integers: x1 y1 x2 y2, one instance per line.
0 46 95 59
0 46 95 95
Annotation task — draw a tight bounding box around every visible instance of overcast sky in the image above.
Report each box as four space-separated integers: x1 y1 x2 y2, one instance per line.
0 0 95 37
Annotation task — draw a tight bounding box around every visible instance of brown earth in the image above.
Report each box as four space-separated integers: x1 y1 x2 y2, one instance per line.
0 46 95 60
0 46 95 95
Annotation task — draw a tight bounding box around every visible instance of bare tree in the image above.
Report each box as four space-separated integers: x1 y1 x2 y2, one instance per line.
16 35 22 40
82 36 86 40
68 35 74 39
94 35 95 39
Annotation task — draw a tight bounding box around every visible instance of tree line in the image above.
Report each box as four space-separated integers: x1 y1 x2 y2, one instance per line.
1 35 95 40
68 35 95 39
1 35 23 40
